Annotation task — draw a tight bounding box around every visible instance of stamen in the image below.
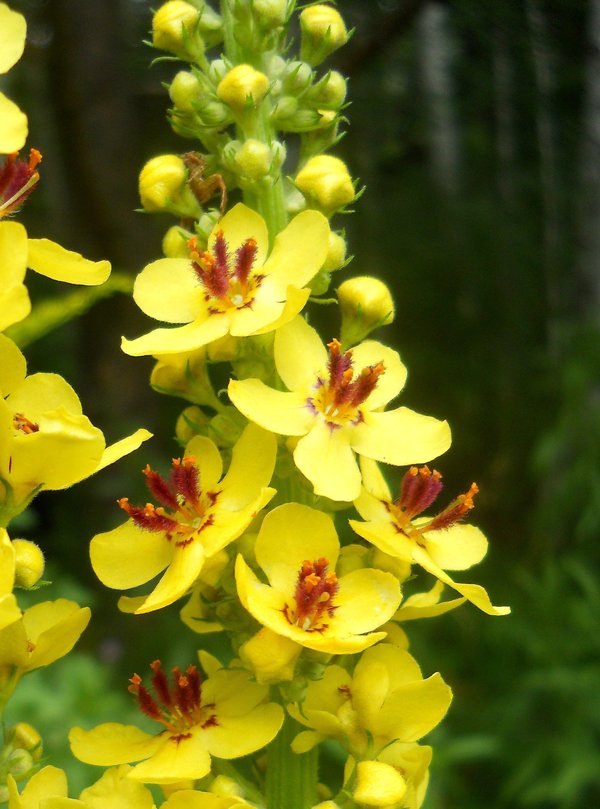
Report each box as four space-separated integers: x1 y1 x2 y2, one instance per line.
13 413 40 434
234 238 257 287
428 483 479 531
143 464 179 510
0 149 42 217
170 456 200 508
290 557 339 631
117 498 181 533
397 466 443 517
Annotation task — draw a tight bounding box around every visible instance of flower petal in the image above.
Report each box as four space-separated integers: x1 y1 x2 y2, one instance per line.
351 341 407 409
349 518 416 562
8 372 82 417
218 423 277 508
0 333 27 396
210 203 269 268
24 600 90 670
0 5 26 73
90 522 173 590
334 569 401 634
261 209 330 293
0 283 30 331
0 92 27 153
27 239 111 285
255 503 340 593
350 407 451 466
133 258 201 323
133 539 207 613
69 724 161 766
294 422 361 501
96 429 152 473
8 766 68 808
128 728 211 784
0 221 28 286
228 379 312 435
375 674 453 743
423 524 488 571
203 703 283 758
231 284 310 337
122 315 230 357
274 316 328 392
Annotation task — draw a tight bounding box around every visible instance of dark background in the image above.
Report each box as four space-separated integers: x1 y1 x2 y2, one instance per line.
4 1 600 806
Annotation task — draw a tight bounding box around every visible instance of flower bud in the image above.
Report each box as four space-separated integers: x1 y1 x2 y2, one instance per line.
240 627 302 684
138 154 198 216
210 774 244 797
353 760 407 807
12 724 42 762
282 60 314 94
308 70 347 109
300 5 349 66
162 225 193 258
7 748 34 778
12 539 44 588
338 276 395 346
217 64 270 112
295 155 354 213
169 70 202 112
322 230 347 272
253 0 288 28
234 138 272 180
176 405 208 444
152 1 203 60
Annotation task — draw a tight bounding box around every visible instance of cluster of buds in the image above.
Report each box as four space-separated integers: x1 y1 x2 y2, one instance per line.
0 723 42 801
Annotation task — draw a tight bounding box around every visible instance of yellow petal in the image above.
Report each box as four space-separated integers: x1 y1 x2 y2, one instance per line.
0 220 28 285
274 315 328 392
255 503 340 593
128 727 211 784
95 428 152 473
228 379 312 435
0 284 30 331
122 315 230 357
0 91 27 152
218 423 277 508
261 209 330 293
78 765 155 809
294 422 361 501
184 434 223 489
350 407 451 466
423 523 488 571
209 203 269 269
8 372 82 417
133 539 206 613
69 724 161 766
375 674 453 743
291 730 324 753
350 340 407 409
349 518 416 562
334 569 401 634
90 522 173 590
0 333 27 397
23 600 90 670
353 760 407 807
203 702 283 758
27 239 110 285
133 258 201 323
0 5 26 73
230 283 310 337
0 594 20 632
202 489 276 558
8 766 68 809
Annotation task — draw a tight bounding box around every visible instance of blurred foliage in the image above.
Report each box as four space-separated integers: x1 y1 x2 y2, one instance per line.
4 0 599 807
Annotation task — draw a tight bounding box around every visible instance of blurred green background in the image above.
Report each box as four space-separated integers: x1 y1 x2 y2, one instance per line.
4 0 600 806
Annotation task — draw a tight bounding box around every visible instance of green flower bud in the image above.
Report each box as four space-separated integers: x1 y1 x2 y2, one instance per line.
282 60 314 94
217 64 270 112
338 276 395 346
308 268 331 295
323 230 347 272
176 405 208 444
308 70 347 109
235 139 272 180
7 748 34 777
295 154 354 212
169 70 202 112
252 0 288 28
138 154 199 216
13 723 42 762
276 106 322 133
197 99 231 127
300 5 349 66
208 58 228 84
162 225 192 258
12 539 44 588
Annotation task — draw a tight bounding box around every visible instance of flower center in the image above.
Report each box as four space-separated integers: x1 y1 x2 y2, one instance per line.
188 230 264 315
129 660 217 738
118 456 219 546
12 413 39 435
284 557 339 632
387 465 479 544
309 339 385 428
0 149 42 218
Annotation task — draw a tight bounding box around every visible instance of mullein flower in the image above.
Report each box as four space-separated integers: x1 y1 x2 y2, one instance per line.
350 459 510 616
344 743 433 809
235 502 402 654
0 3 27 153
287 643 452 758
69 655 283 784
0 334 150 508
90 424 276 614
121 204 330 357
228 316 451 501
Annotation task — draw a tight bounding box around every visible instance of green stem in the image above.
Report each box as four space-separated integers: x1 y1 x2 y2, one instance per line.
265 715 318 809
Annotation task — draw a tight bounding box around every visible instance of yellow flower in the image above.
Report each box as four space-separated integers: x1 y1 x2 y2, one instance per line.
235 502 401 654
344 743 433 809
0 598 90 687
0 529 20 630
0 3 28 153
121 204 329 357
7 764 156 809
161 789 255 808
287 643 452 757
228 316 451 501
69 654 283 784
90 423 276 614
0 334 151 509
350 459 510 616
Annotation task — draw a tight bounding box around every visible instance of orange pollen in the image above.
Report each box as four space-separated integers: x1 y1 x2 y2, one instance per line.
286 557 339 631
12 413 39 434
